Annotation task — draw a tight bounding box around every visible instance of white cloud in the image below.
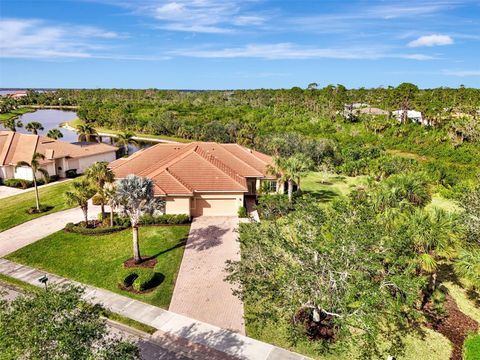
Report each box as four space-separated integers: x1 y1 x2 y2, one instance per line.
0 18 165 61
407 34 453 47
443 69 480 77
171 43 434 61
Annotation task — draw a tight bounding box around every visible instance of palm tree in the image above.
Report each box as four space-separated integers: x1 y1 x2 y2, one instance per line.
46 128 63 140
267 154 314 202
2 118 23 132
76 124 98 142
115 131 138 156
84 162 115 219
113 175 165 263
454 248 480 288
16 153 50 212
407 208 458 307
65 179 96 225
25 121 44 135
104 183 118 227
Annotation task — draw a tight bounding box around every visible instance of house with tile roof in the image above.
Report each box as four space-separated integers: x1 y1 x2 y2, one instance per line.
0 130 118 181
109 142 281 217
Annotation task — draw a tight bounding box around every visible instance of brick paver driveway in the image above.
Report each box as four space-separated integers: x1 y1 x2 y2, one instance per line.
169 216 245 334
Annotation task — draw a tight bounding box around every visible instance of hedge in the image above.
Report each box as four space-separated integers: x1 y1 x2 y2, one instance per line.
3 175 59 189
64 222 127 235
118 269 161 292
139 214 190 225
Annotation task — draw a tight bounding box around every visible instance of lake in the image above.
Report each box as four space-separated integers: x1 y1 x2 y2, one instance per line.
0 109 153 155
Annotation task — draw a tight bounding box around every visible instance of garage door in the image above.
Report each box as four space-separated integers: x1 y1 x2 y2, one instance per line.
191 197 238 217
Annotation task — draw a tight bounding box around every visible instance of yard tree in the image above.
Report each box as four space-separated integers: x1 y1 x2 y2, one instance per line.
2 117 23 132
460 182 480 245
268 154 314 202
115 131 138 156
16 152 50 212
25 121 44 135
0 285 140 359
47 128 64 139
114 175 165 263
76 123 98 142
85 162 115 220
65 178 96 224
227 196 424 358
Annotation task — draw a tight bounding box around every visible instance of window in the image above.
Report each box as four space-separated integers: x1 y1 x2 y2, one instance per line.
262 180 277 193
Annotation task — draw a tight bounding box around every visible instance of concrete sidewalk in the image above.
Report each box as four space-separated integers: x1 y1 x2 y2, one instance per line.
0 259 310 360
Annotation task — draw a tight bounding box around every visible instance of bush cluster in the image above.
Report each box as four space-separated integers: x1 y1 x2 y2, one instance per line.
118 269 163 292
3 175 59 189
65 169 78 178
238 206 248 218
140 213 190 225
64 222 127 235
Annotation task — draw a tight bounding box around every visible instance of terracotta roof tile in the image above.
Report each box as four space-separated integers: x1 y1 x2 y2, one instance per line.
109 141 274 195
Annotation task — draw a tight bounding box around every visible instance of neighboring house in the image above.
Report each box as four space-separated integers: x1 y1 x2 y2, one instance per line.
7 91 28 99
0 131 118 181
109 142 281 217
356 107 389 116
392 110 430 125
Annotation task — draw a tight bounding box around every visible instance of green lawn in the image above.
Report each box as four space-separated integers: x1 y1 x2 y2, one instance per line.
302 171 459 212
464 334 480 360
6 225 190 309
302 172 368 203
0 107 34 122
0 180 76 232
66 119 191 143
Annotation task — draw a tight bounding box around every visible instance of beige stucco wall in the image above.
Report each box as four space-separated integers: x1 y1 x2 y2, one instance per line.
0 165 14 180
165 196 191 216
191 192 244 217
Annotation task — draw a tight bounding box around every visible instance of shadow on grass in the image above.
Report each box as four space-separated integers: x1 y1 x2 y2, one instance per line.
303 189 339 203
151 237 188 258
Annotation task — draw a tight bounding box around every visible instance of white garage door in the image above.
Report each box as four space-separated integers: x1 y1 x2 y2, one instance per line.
192 197 238 217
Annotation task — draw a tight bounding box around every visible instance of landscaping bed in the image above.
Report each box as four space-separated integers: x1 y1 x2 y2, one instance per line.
6 225 190 308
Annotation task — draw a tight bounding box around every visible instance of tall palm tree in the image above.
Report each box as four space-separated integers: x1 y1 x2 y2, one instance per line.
25 121 44 135
16 152 50 212
113 175 165 263
2 118 23 132
65 178 96 225
267 154 314 202
84 162 115 219
115 131 138 156
46 128 63 140
406 208 458 307
104 183 118 227
76 124 98 142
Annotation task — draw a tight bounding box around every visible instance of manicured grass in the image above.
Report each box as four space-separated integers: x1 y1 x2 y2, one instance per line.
426 194 461 213
0 180 76 232
464 333 480 360
66 119 191 143
0 107 35 122
302 172 368 203
6 225 190 309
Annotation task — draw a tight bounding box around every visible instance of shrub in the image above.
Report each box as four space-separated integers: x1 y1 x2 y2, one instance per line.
65 169 78 178
4 179 33 189
139 213 190 225
118 271 138 288
92 193 103 206
257 194 292 220
132 269 156 292
238 206 248 218
64 223 126 235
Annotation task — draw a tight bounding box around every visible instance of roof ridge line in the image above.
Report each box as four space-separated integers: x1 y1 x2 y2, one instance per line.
141 143 198 178
234 144 269 165
218 144 263 175
165 168 193 193
195 146 246 187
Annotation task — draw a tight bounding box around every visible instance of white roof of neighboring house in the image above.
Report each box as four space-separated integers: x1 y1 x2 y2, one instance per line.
392 110 423 118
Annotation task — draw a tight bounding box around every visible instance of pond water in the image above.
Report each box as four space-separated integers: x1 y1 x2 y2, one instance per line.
1 109 153 155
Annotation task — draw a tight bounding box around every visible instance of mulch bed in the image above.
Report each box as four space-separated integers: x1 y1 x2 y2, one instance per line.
123 256 157 269
427 294 479 360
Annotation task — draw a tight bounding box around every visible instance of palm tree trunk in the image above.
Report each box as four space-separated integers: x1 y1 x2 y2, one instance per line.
132 225 141 263
33 176 40 211
82 205 88 225
110 206 114 227
124 144 129 156
288 179 293 202
100 202 105 220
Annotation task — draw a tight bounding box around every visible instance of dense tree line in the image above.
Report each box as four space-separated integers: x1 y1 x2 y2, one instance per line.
2 85 479 197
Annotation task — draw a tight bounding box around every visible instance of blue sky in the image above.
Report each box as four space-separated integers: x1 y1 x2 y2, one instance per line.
0 0 479 89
